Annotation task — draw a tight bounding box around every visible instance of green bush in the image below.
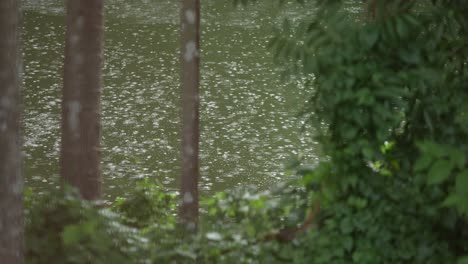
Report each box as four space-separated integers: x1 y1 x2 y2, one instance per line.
25 187 148 264
112 179 177 229
25 177 316 263
268 0 468 262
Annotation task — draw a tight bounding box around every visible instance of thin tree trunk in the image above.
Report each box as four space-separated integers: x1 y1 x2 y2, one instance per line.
61 0 104 200
179 0 201 231
0 0 23 262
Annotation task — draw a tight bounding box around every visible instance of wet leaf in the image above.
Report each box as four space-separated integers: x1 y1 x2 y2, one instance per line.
427 160 453 185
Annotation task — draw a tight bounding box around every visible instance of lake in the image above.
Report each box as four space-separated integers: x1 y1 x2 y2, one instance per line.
22 0 320 199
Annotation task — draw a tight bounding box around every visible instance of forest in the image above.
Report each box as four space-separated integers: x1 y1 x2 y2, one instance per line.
1 0 468 263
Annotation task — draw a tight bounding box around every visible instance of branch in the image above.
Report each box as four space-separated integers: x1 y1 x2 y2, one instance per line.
263 201 320 243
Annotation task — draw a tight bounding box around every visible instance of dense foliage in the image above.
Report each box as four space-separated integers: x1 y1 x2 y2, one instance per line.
26 0 468 263
25 187 148 263
26 180 311 263
268 0 468 262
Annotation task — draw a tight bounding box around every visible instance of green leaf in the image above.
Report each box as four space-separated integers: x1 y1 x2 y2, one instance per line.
457 256 468 264
62 225 82 246
343 236 354 251
414 155 432 172
395 16 409 38
399 49 421 65
342 126 358 140
362 147 374 159
417 141 445 158
360 27 379 49
449 149 466 169
456 171 468 197
380 169 392 177
442 194 459 207
340 218 353 235
427 160 453 185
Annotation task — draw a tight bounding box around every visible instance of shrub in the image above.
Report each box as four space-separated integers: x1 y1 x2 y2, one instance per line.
268 0 468 262
25 187 148 264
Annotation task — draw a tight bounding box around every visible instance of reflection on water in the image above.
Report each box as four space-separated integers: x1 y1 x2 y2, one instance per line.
22 0 319 198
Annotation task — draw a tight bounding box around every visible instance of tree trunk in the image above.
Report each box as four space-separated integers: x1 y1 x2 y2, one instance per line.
179 0 201 232
61 0 104 200
0 0 23 263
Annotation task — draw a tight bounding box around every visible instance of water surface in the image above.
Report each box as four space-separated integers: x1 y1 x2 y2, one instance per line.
22 0 319 198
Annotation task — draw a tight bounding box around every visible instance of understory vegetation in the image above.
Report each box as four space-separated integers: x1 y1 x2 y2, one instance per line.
26 0 468 263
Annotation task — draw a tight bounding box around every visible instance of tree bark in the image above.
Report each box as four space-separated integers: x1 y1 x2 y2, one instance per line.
179 0 201 232
61 0 104 200
0 0 24 262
